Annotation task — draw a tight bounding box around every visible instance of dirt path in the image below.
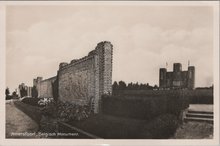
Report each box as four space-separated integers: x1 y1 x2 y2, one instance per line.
6 100 39 138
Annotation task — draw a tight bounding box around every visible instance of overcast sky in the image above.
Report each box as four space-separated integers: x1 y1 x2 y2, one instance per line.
6 4 214 91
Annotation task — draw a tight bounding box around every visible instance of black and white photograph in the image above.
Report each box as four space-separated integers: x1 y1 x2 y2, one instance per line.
0 1 219 145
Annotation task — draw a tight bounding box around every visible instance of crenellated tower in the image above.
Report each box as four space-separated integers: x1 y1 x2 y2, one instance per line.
187 66 195 89
95 41 113 95
159 68 167 88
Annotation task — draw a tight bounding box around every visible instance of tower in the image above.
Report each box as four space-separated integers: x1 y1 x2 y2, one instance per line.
159 68 167 88
173 63 182 88
59 62 68 70
187 66 195 89
95 41 113 95
173 63 182 72
33 77 43 97
95 41 113 113
33 79 37 87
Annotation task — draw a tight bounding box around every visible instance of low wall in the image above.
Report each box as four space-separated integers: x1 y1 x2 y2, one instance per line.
187 89 213 104
113 88 213 104
102 90 189 120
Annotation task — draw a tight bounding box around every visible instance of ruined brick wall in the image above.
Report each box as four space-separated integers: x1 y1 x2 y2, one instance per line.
57 41 113 113
57 56 98 105
34 41 113 113
95 42 113 95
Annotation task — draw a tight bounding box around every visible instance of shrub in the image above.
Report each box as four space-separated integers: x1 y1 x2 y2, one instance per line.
21 97 41 106
190 95 213 104
6 95 12 100
113 89 213 104
41 100 57 117
57 101 91 122
102 91 188 120
140 114 179 138
38 97 54 106
102 96 167 120
31 86 38 98
41 100 92 122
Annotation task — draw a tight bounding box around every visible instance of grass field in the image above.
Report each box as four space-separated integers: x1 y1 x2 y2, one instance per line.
6 101 39 138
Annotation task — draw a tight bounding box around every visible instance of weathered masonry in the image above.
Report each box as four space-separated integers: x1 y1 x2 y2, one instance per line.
159 63 195 90
33 41 113 113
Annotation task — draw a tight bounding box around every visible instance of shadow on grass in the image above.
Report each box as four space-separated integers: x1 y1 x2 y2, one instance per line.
13 101 180 139
67 113 179 139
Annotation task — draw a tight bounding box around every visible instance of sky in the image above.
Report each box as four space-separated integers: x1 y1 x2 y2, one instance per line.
6 4 214 91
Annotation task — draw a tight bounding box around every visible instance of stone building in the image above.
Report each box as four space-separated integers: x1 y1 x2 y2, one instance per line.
33 41 113 113
159 63 195 89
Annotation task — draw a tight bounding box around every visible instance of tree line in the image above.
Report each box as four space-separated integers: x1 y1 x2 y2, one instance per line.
112 81 158 90
5 86 38 100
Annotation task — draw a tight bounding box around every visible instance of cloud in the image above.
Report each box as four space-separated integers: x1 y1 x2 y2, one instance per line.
6 5 213 90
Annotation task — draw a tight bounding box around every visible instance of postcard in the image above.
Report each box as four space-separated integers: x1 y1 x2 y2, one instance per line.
0 1 219 146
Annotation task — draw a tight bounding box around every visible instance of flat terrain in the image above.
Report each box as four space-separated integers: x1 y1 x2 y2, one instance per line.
6 100 39 138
